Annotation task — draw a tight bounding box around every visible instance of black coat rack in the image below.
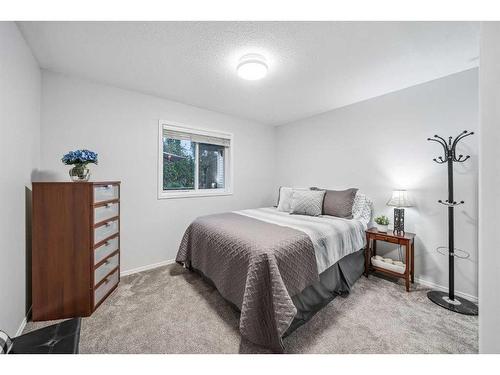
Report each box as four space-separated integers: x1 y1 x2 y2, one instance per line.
427 130 478 315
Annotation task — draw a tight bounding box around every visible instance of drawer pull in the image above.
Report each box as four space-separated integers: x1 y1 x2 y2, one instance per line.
105 241 110 246
105 185 112 189
105 203 112 208
105 221 112 227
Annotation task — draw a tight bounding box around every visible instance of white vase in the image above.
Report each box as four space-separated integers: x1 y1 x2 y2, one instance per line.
375 224 388 233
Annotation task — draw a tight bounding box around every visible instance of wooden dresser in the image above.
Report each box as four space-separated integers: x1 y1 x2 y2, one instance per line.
32 181 121 321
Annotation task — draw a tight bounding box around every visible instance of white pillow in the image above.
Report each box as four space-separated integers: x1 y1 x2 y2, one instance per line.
277 187 309 212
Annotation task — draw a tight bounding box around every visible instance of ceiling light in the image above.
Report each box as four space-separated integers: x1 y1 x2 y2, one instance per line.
237 54 268 80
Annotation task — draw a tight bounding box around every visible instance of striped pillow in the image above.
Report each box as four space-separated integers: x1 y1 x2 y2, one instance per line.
0 330 12 354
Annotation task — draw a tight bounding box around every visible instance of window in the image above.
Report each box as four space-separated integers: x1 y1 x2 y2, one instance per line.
158 122 232 198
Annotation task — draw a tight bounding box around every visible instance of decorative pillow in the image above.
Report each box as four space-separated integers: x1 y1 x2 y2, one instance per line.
0 330 12 354
352 192 372 225
322 188 358 218
289 190 326 216
277 187 309 212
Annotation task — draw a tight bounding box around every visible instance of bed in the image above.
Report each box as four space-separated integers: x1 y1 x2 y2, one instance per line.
176 192 371 352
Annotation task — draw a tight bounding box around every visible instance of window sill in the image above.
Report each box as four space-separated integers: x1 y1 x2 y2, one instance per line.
158 190 233 199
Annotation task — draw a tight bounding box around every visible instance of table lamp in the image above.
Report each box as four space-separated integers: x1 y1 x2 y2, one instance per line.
387 190 413 235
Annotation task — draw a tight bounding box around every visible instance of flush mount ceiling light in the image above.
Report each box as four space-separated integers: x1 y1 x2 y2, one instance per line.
237 53 268 80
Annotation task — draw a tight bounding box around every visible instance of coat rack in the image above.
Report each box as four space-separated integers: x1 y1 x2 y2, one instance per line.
426 130 478 315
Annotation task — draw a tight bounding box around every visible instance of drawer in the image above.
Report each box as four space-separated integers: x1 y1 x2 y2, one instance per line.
94 184 119 203
94 219 119 244
94 202 119 223
94 269 119 307
373 234 400 244
94 236 119 265
94 253 120 286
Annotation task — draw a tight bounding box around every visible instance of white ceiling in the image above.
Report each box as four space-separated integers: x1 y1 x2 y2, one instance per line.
18 22 479 125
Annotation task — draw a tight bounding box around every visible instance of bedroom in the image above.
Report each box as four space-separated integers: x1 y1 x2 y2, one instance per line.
1 0 499 370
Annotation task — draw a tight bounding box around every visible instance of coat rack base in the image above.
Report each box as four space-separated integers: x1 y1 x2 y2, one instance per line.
427 290 478 316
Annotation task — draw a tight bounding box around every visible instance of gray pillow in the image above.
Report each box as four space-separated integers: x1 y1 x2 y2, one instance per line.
290 190 326 216
322 188 358 218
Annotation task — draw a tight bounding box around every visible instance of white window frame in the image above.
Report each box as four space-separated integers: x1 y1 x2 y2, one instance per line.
158 120 233 199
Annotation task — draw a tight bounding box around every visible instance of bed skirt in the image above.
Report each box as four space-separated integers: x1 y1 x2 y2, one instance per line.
285 248 365 336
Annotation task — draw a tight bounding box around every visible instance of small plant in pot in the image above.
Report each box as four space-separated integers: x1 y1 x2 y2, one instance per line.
374 215 389 233
62 149 98 182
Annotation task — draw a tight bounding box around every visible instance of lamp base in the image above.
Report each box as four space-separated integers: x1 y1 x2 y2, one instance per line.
427 291 478 316
393 208 405 234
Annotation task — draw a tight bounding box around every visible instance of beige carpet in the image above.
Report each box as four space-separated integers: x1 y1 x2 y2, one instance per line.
24 263 478 353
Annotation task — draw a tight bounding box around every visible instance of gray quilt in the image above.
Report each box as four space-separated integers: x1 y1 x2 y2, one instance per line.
176 212 319 352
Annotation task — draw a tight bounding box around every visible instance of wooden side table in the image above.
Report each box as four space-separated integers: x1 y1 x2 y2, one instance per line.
365 228 416 291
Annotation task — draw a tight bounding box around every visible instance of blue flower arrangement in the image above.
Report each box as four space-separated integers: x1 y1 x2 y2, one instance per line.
62 149 98 166
62 149 98 181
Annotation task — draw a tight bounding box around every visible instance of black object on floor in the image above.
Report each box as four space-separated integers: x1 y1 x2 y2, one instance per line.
427 291 478 316
10 318 81 354
427 131 478 316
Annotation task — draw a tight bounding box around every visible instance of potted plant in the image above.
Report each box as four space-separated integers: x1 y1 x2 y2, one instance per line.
374 215 389 232
62 149 98 182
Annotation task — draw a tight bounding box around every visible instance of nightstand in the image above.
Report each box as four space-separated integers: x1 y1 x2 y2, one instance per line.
365 228 416 291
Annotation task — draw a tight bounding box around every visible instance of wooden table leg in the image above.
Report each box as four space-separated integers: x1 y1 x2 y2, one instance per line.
411 239 415 283
364 234 370 277
405 241 410 292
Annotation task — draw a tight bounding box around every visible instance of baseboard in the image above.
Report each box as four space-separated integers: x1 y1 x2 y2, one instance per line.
415 277 478 303
15 316 27 337
120 259 176 277
15 307 31 337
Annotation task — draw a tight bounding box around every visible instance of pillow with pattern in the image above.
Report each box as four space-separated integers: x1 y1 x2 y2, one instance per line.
352 192 372 225
277 187 309 212
289 190 326 216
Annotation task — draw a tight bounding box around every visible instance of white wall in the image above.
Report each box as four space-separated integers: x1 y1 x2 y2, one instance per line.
478 22 500 354
275 69 479 299
39 71 275 272
0 22 41 336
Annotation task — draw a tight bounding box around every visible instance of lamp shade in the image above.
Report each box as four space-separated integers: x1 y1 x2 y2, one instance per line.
387 190 413 207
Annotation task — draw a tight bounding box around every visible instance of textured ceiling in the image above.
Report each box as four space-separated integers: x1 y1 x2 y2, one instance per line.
18 21 479 125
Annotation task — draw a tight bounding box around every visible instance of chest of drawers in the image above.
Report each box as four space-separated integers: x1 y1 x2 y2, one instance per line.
32 181 121 321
